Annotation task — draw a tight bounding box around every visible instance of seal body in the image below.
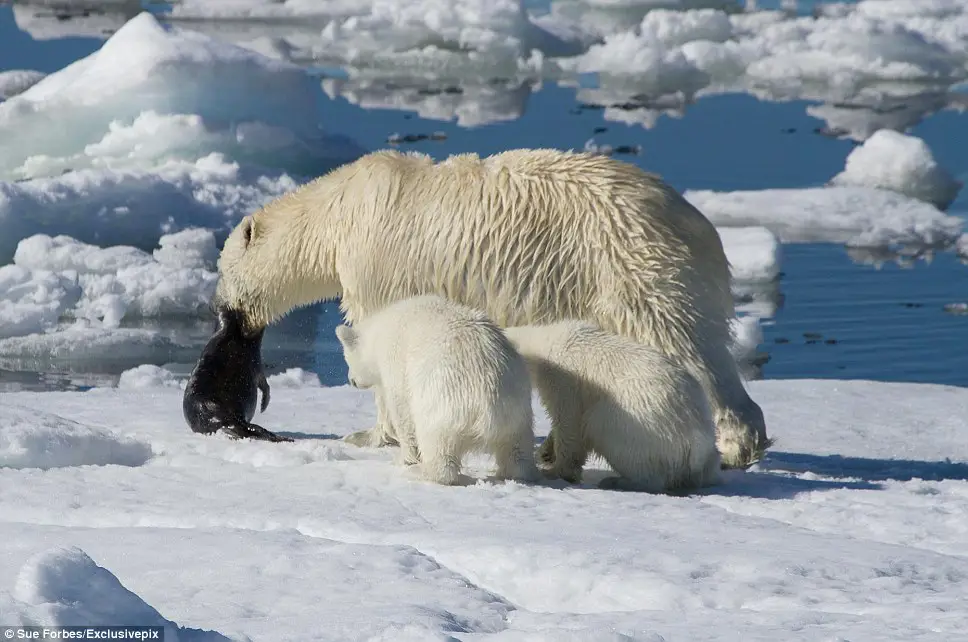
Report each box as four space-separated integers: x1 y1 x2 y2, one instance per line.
182 307 291 442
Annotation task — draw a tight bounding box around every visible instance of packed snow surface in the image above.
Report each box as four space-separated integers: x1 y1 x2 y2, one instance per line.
830 129 963 210
1 378 967 639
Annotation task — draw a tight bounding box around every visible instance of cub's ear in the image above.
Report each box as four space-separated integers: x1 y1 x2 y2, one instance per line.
241 216 256 249
335 324 357 349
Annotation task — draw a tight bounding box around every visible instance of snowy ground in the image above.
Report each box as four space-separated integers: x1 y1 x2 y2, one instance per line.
1 372 967 640
1 3 967 637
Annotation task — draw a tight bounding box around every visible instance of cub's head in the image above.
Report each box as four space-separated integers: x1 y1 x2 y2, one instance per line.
334 324 378 389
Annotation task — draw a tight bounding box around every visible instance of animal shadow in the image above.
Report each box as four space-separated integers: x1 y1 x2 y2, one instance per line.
275 431 343 441
758 451 968 483
700 467 883 500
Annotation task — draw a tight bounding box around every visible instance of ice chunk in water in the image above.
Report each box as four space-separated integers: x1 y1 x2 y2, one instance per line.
830 129 962 210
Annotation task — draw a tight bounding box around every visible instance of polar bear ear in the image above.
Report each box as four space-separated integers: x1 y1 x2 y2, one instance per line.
241 216 256 249
335 324 357 349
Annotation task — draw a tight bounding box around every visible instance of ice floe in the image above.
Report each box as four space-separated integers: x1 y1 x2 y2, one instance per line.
0 322 184 372
0 11 363 263
0 229 222 377
116 364 184 391
718 226 781 283
9 231 219 331
11 1 968 139
686 185 965 248
0 70 46 101
830 129 962 210
0 404 152 470
2 378 968 639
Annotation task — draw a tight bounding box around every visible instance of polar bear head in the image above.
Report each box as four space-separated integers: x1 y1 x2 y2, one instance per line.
334 324 379 389
214 206 341 335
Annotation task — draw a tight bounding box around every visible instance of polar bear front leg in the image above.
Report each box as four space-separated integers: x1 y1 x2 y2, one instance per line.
344 391 399 447
541 393 587 484
383 391 421 467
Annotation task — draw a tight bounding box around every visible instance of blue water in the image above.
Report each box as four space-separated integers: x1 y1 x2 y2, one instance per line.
1 3 966 391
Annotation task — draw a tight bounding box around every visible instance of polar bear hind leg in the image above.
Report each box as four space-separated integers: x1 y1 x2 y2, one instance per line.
592 287 767 470
491 415 541 483
407 393 468 486
583 402 669 493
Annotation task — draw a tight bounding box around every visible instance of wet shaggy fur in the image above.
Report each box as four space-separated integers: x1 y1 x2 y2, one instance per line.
214 147 769 468
504 321 722 493
334 295 539 486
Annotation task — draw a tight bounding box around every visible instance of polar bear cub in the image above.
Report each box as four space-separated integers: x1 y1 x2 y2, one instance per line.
335 295 540 486
503 321 722 492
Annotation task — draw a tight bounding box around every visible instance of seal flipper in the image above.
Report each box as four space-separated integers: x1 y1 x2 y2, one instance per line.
241 422 292 443
217 419 293 443
258 371 270 413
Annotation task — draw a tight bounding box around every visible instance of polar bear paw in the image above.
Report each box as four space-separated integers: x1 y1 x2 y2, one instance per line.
343 426 399 448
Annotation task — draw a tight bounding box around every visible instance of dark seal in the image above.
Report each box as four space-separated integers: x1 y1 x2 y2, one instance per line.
183 307 292 442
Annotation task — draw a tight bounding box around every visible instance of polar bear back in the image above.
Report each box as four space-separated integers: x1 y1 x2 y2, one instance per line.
326 149 730 333
504 320 710 428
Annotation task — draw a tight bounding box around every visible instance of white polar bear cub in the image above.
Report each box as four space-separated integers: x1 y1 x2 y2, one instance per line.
335 295 540 486
503 321 722 492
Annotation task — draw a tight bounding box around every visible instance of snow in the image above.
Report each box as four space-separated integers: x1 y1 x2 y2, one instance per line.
151 227 219 271
560 5 968 89
541 2 968 135
0 70 46 101
0 323 182 371
0 12 363 264
0 266 81 340
830 129 963 210
8 547 189 639
718 226 781 282
0 229 222 374
1 378 967 639
729 314 764 370
0 13 357 179
686 185 966 247
116 364 184 391
266 367 323 388
5 231 218 334
0 405 152 471
0 154 300 266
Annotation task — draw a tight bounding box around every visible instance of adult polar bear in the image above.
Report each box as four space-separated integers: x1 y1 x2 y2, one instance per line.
214 148 770 468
